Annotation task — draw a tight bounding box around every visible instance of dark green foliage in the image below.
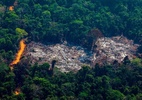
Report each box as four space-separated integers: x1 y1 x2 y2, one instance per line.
138 45 142 53
1 0 142 45
2 0 15 7
1 56 142 99
17 62 142 100
0 63 15 99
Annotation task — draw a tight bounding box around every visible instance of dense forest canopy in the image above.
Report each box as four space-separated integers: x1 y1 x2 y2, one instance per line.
0 0 142 99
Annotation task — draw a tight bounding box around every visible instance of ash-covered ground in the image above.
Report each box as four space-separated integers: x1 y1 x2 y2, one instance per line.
93 36 139 65
24 42 92 72
23 36 139 72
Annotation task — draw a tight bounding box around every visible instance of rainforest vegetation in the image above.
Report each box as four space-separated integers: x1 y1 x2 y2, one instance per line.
0 0 142 99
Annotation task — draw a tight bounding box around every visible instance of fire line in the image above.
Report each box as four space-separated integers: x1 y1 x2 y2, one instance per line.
10 39 26 69
14 88 21 95
9 6 14 11
9 0 18 11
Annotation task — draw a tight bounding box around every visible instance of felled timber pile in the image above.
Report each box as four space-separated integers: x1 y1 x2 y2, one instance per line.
23 36 139 72
93 36 139 65
24 42 92 72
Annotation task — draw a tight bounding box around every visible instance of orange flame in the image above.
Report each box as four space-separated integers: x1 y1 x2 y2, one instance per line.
9 6 14 11
10 39 26 68
15 90 20 95
14 88 21 95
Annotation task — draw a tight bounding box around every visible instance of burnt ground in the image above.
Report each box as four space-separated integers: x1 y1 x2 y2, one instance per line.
22 36 139 72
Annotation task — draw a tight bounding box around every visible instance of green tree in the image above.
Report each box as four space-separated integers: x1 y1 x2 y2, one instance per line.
15 28 28 39
107 89 125 100
0 63 15 98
